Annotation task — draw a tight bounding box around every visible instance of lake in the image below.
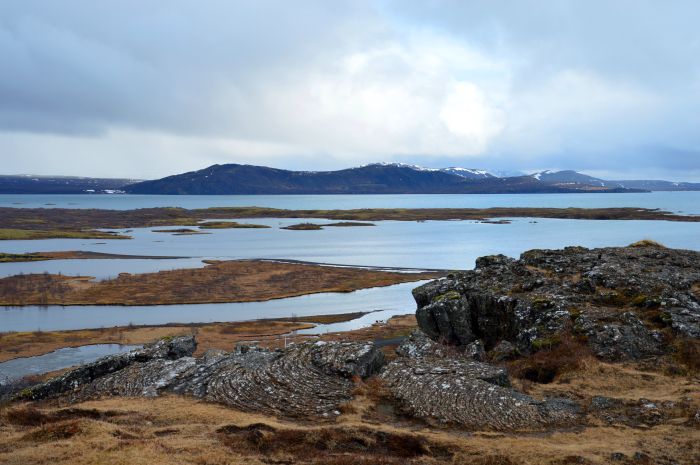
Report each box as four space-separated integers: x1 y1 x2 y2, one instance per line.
0 344 140 383
1 192 699 333
1 191 699 213
0 281 423 332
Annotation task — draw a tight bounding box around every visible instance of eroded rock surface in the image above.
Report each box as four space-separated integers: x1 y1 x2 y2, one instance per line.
16 336 197 401
18 339 385 419
380 332 579 430
414 245 700 360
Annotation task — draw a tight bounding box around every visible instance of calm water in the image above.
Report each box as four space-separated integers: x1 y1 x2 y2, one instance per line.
1 191 699 213
1 192 699 336
0 281 422 332
0 257 207 280
2 216 699 274
0 344 139 383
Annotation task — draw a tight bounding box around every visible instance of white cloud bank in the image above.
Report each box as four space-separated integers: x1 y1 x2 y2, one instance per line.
0 0 698 179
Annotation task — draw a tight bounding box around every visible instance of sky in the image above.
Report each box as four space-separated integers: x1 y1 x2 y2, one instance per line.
0 0 699 181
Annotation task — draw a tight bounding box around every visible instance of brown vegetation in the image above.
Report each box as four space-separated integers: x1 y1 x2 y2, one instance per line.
151 228 208 235
630 239 667 248
216 423 453 463
0 228 129 241
507 334 594 384
0 251 185 263
0 313 411 363
0 259 442 306
197 221 270 229
282 222 324 230
0 205 697 241
283 221 377 230
0 320 315 363
1 312 698 464
0 375 697 465
325 222 376 227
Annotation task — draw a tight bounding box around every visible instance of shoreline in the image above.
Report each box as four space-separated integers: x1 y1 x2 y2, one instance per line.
1 205 699 240
0 311 411 363
0 251 188 263
0 259 443 307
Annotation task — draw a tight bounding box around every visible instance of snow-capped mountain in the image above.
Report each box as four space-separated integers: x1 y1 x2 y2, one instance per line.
528 170 606 186
440 167 494 180
363 163 494 180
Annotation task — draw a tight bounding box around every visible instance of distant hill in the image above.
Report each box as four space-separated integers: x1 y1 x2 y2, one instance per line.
124 163 643 195
528 170 700 191
602 179 700 191
529 170 607 186
0 175 139 194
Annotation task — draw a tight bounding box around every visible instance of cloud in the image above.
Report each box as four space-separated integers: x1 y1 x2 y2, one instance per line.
0 0 698 178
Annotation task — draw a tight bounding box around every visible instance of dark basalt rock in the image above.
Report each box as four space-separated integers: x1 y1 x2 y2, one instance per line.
413 245 700 360
15 336 197 401
662 307 700 338
17 339 385 419
575 311 663 360
380 331 580 430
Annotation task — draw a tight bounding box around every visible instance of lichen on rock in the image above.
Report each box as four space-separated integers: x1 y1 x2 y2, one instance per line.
413 245 700 361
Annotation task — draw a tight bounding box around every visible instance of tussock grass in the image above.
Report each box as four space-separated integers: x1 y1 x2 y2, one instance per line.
508 334 593 384
629 239 667 248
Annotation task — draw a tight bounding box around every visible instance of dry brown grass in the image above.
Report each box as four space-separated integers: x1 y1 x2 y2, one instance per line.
507 334 593 384
515 356 700 407
1 251 183 262
1 206 698 236
0 260 442 306
629 239 667 248
216 423 453 463
672 338 700 373
0 394 698 465
197 221 269 229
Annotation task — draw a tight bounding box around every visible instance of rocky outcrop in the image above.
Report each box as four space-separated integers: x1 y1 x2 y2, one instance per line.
414 245 700 360
380 333 580 430
16 336 197 401
18 339 385 419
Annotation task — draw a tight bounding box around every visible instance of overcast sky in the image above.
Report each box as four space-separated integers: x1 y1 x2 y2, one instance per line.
0 0 699 180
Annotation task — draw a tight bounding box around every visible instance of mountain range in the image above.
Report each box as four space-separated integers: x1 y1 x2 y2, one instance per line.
2 164 699 195
121 163 679 195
